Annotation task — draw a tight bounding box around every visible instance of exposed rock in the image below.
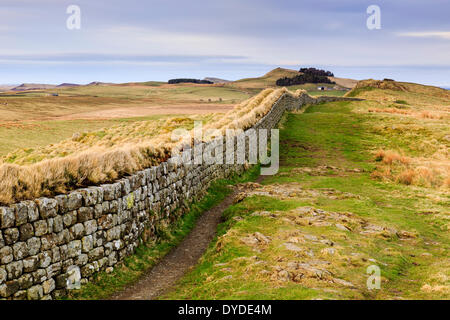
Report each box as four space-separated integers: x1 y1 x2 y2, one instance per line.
335 224 351 232
333 278 355 288
283 243 303 252
254 232 271 244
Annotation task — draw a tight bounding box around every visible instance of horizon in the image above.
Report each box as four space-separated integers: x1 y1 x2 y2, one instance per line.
2 66 450 90
1 0 450 87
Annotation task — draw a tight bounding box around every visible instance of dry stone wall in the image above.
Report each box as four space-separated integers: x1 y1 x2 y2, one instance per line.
0 93 359 300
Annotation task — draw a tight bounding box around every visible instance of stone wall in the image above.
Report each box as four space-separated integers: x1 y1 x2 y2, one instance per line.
0 93 359 300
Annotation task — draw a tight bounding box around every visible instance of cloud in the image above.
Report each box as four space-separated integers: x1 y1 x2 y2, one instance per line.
0 53 250 68
397 31 450 40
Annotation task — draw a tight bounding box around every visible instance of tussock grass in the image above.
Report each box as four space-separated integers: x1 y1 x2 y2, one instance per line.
0 88 310 204
346 79 450 190
371 152 449 188
375 150 411 165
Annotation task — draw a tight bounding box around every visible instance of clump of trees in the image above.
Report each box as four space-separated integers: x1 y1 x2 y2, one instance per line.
299 68 334 77
168 79 213 84
276 67 335 86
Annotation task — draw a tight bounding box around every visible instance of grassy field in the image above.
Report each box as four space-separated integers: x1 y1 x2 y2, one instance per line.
1 115 214 164
163 89 449 299
0 84 251 159
0 84 249 121
0 68 349 159
0 88 297 204
0 116 175 157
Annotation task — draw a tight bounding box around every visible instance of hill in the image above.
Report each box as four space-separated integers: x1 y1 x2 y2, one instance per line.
87 81 115 86
11 83 57 91
227 67 357 92
204 77 231 84
0 85 18 92
329 77 358 89
346 79 450 113
228 67 300 90
57 83 80 88
347 79 450 98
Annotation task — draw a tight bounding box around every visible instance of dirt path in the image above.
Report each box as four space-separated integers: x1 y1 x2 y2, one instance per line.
111 177 263 300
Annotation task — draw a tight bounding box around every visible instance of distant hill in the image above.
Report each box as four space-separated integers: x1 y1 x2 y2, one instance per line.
228 67 357 90
346 79 450 99
87 81 114 86
11 83 57 91
0 84 18 92
329 77 358 89
57 83 80 88
203 77 231 84
229 67 300 90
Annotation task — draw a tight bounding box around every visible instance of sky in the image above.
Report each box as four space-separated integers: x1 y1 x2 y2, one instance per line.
1 0 450 87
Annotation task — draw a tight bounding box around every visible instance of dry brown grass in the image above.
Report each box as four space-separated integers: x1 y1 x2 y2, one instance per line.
419 111 444 120
372 149 449 189
348 79 450 190
368 107 411 115
0 88 312 204
374 149 411 165
368 107 447 120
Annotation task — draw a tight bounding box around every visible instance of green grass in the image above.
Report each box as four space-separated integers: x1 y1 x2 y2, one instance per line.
344 86 376 97
64 164 261 300
163 100 449 300
307 90 347 97
45 84 250 101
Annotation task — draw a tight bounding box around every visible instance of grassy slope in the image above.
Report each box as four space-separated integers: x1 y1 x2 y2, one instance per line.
1 114 214 164
66 165 260 300
226 68 349 97
0 84 251 157
227 68 300 91
0 68 350 157
0 115 174 157
164 99 449 300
